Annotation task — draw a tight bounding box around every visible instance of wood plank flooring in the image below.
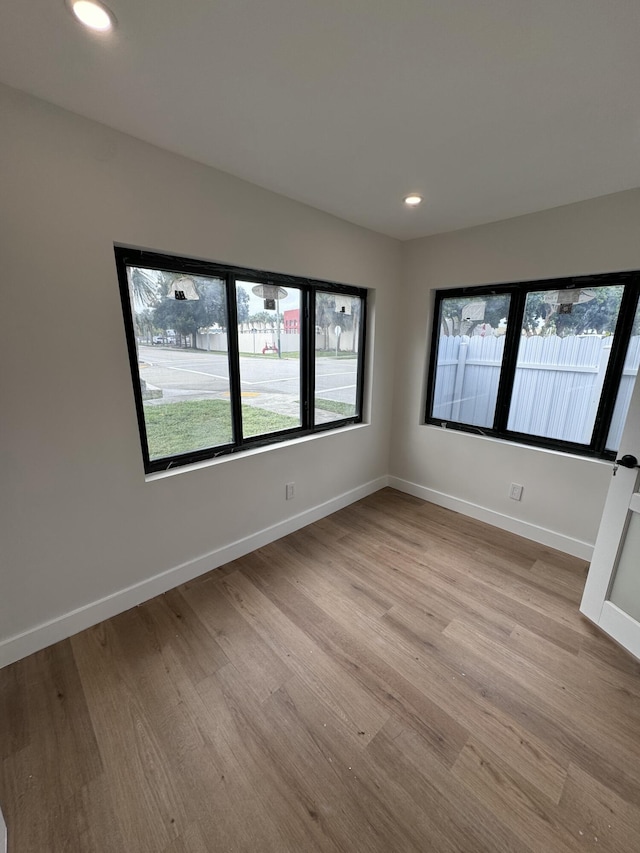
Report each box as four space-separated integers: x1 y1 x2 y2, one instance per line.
2 487 640 852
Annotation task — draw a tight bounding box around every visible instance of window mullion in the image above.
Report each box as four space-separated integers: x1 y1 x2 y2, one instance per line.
493 286 525 433
424 290 444 423
355 288 367 420
226 274 244 447
306 289 316 430
590 281 640 453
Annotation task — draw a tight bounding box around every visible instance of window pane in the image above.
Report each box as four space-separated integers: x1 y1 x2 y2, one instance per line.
608 510 640 622
126 266 233 460
239 281 302 438
315 292 363 424
607 297 640 451
507 285 623 443
431 293 510 428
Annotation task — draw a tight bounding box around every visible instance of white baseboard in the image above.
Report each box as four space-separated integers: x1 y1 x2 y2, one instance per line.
1 474 593 669
0 477 389 669
388 476 594 561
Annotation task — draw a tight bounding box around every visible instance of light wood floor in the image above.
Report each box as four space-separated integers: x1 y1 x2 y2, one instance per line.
2 488 640 852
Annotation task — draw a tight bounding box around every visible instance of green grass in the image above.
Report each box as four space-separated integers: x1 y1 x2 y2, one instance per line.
143 399 300 459
314 350 358 359
237 351 358 360
143 345 355 360
314 398 356 417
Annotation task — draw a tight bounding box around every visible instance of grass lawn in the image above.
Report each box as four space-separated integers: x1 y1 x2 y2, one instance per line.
238 351 357 360
144 399 300 459
314 398 356 417
314 350 358 359
238 351 300 359
144 395 355 459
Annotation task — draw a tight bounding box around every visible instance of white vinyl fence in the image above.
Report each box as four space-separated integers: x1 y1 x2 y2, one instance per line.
196 331 303 353
433 333 640 449
196 329 355 354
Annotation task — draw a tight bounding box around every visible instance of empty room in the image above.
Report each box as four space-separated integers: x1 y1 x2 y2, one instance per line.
2 2 640 851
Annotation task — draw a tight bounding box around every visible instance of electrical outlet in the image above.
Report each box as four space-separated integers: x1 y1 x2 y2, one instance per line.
509 482 524 501
286 482 295 500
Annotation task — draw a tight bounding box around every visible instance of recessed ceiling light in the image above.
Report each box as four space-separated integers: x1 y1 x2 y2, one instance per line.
68 0 116 33
404 194 423 207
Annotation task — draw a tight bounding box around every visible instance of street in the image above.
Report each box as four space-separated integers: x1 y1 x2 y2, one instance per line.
138 345 358 420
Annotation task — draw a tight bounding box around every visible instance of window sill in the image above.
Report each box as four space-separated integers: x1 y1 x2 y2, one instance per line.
144 421 370 482
425 422 613 467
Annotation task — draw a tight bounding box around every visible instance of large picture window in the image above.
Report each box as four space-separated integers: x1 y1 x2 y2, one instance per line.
425 273 640 458
116 248 367 473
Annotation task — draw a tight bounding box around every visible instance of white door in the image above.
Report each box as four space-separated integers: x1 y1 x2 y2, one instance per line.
580 368 640 658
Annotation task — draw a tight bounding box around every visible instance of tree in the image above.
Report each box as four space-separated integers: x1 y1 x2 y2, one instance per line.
130 268 160 309
440 294 510 336
248 311 277 329
134 308 157 344
236 286 249 324
151 275 228 348
314 293 363 353
523 286 624 336
316 292 336 350
349 296 362 353
440 286 628 338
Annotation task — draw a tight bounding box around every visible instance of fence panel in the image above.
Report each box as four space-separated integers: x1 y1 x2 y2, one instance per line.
459 335 504 428
432 335 463 421
507 334 607 444
432 334 640 449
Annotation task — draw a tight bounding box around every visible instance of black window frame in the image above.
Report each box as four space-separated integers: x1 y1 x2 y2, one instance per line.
115 246 367 474
425 271 640 460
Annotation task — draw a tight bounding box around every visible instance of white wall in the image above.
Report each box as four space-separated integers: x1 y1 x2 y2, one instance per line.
390 189 640 557
0 84 401 666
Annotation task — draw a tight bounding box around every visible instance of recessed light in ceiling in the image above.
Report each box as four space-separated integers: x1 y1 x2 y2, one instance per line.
68 0 116 33
403 194 423 207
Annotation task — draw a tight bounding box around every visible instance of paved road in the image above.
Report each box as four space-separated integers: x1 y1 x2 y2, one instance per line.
138 345 358 417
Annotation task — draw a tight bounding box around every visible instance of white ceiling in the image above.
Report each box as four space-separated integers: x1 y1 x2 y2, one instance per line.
1 0 639 240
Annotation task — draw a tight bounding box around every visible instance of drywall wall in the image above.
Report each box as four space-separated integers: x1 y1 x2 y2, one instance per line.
0 84 401 665
390 189 640 557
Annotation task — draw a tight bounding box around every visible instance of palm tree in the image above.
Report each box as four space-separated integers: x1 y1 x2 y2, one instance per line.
129 267 162 310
